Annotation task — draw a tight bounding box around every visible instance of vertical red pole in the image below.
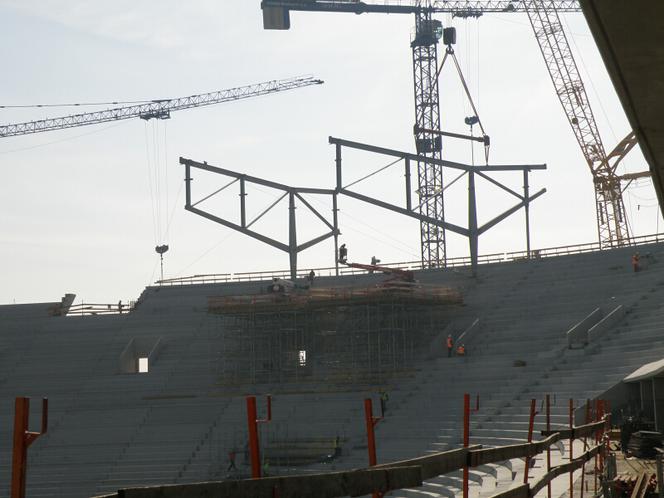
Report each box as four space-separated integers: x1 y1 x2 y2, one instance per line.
11 397 47 498
546 395 552 498
598 400 605 473
11 397 29 498
246 396 261 478
593 400 598 494
569 398 574 498
580 400 591 498
524 399 536 484
364 399 383 498
463 393 470 498
364 399 378 467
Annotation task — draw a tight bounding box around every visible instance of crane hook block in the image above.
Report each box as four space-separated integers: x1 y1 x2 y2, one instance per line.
443 27 456 46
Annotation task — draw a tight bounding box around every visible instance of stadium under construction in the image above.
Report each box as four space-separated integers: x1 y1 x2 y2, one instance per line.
2 1 664 498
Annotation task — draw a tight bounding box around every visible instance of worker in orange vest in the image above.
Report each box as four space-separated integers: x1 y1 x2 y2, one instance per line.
446 334 454 357
632 252 640 272
456 344 466 356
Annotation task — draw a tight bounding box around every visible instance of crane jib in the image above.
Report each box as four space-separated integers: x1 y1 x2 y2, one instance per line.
260 1 581 16
0 76 323 138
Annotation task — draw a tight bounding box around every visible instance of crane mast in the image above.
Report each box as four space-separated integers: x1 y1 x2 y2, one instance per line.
412 4 446 266
524 1 629 246
0 76 323 138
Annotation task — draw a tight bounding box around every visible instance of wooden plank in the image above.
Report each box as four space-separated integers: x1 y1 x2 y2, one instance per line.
541 419 605 439
530 444 603 496
118 465 423 498
374 446 478 480
488 483 530 498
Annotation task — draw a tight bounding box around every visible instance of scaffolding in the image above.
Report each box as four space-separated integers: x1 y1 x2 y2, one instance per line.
208 285 461 386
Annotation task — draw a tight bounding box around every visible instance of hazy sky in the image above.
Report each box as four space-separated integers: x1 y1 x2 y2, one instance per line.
0 1 659 304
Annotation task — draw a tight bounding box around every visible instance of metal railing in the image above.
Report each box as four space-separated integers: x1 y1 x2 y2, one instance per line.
156 232 664 287
66 301 135 317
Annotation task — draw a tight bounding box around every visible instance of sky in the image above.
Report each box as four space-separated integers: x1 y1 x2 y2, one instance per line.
0 1 660 305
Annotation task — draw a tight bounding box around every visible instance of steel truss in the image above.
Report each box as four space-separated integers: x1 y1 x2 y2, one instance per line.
182 137 544 277
180 157 339 281
332 137 546 271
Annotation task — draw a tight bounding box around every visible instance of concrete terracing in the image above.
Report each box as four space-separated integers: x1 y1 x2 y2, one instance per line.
581 0 664 208
1 243 664 497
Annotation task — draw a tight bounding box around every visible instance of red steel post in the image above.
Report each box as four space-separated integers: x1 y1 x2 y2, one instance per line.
598 400 605 472
11 397 48 498
580 400 591 498
364 398 378 467
463 393 470 498
524 399 536 484
246 396 261 478
546 394 552 498
569 398 574 498
364 399 384 498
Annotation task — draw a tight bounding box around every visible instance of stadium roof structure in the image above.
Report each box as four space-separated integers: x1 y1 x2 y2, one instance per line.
581 0 664 209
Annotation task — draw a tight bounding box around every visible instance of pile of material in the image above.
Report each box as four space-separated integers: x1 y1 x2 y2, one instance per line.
613 473 656 498
627 431 663 458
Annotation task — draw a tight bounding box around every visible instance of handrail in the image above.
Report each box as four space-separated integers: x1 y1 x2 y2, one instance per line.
155 232 664 287
108 417 609 498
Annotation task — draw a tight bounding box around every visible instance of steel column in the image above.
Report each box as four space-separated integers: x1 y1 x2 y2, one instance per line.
468 169 479 273
288 192 297 280
523 169 531 258
240 176 247 227
333 193 340 276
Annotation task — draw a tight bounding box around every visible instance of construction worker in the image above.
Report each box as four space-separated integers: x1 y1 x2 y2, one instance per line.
308 269 315 285
632 252 640 272
339 244 348 263
456 344 466 356
379 390 389 415
227 448 237 471
446 334 454 357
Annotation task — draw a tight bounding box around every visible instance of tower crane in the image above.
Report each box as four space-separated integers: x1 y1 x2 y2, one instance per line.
0 76 323 138
262 0 644 255
262 1 580 268
523 1 639 247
